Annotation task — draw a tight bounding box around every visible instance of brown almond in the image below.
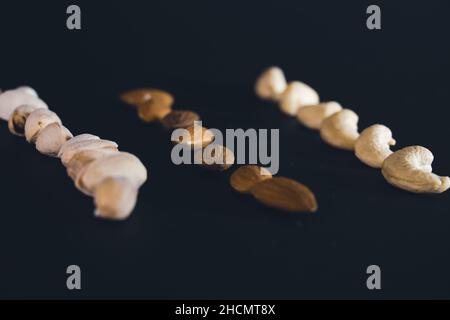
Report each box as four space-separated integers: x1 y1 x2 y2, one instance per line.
194 145 235 171
230 165 272 193
137 100 172 122
249 177 318 212
160 110 200 129
120 88 153 106
120 88 174 107
175 125 215 148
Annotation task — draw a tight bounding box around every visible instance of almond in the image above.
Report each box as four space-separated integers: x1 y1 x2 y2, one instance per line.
137 100 172 122
120 88 153 106
194 145 235 171
249 177 318 212
160 110 200 129
121 88 174 108
175 125 215 149
230 165 272 193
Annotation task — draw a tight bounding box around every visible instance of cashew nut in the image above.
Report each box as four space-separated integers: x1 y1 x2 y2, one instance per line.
255 67 287 101
320 109 359 150
355 124 396 168
24 109 62 143
296 101 342 130
279 81 319 116
8 104 39 136
94 177 138 220
35 123 73 157
0 87 48 121
381 146 450 193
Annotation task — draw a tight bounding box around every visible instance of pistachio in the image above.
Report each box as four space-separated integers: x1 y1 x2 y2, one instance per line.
94 177 138 220
194 144 235 171
75 152 147 196
16 86 38 97
8 105 39 136
0 87 48 121
35 123 73 157
249 177 318 212
174 125 215 149
160 110 200 129
60 138 119 166
230 165 273 193
24 109 62 143
58 134 100 158
66 148 119 180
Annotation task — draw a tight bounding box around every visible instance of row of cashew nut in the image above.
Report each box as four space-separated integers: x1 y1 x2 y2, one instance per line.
0 86 147 219
255 67 450 194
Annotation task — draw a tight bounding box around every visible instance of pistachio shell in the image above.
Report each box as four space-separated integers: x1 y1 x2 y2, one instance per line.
16 86 38 97
35 123 73 156
66 148 119 180
75 152 147 196
58 134 100 158
60 139 118 165
0 88 48 121
24 109 62 143
8 104 39 136
94 177 138 220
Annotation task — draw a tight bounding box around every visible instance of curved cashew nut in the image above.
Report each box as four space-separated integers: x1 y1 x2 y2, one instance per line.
296 101 342 130
355 124 396 168
279 81 319 116
320 109 359 150
255 67 287 101
381 146 450 193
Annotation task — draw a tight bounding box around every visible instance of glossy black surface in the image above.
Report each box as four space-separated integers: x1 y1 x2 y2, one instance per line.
0 0 449 299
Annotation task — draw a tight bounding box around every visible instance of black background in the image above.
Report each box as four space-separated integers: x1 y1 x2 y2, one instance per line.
0 0 449 299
